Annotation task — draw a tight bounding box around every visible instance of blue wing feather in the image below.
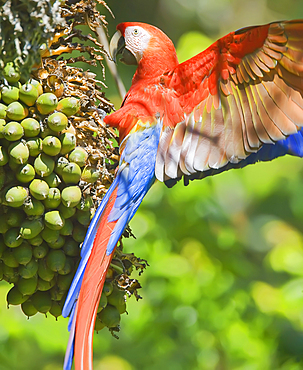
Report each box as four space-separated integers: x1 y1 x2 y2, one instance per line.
62 119 161 322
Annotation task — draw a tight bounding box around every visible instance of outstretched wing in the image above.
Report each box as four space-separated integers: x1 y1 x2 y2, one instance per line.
155 20 303 182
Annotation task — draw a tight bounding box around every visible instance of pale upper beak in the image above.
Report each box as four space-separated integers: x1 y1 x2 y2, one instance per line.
109 30 125 63
109 30 138 65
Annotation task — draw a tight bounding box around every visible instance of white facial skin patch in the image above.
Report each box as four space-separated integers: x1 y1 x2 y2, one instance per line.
124 26 152 63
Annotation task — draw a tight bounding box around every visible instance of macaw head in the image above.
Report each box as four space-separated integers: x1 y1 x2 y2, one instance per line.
109 22 178 76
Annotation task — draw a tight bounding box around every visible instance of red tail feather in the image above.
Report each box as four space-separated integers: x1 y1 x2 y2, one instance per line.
74 188 118 370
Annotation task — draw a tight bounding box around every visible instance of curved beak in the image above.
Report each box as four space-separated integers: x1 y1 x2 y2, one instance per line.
109 30 125 63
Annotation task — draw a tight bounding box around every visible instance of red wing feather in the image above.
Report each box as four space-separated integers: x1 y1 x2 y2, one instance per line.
156 20 303 181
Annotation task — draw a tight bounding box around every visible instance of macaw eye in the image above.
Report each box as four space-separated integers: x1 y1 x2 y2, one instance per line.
133 29 139 36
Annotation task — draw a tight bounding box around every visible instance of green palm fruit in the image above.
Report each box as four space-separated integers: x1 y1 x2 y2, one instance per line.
62 162 81 184
3 63 20 83
6 102 28 121
34 153 55 177
2 249 19 267
19 258 38 279
30 79 43 95
37 277 56 292
59 218 73 236
19 218 44 240
42 136 61 156
60 132 76 155
31 291 52 313
0 119 6 137
0 146 9 166
17 275 38 296
7 286 28 306
50 235 65 250
5 186 28 207
0 237 6 258
54 156 69 175
49 301 62 318
0 220 9 234
28 234 44 246
9 141 30 164
38 259 55 282
4 227 23 248
25 137 42 156
36 93 58 115
68 147 88 167
43 172 61 188
6 209 25 227
81 166 100 183
13 243 32 265
76 210 91 226
107 286 126 308
16 163 35 183
19 83 39 106
103 281 114 297
63 238 79 257
41 227 60 244
21 117 40 137
61 186 81 207
116 301 127 314
29 179 49 200
49 286 65 301
58 254 73 275
0 104 7 119
57 272 74 292
32 243 49 259
23 197 45 216
44 210 65 230
43 187 61 209
1 86 19 104
46 250 66 272
2 121 24 141
97 292 107 313
3 264 18 282
21 299 38 317
57 97 80 116
99 304 121 328
58 203 76 219
47 112 68 132
94 317 106 332
72 222 86 243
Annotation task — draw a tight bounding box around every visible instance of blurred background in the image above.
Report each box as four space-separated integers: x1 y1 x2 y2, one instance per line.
2 0 303 369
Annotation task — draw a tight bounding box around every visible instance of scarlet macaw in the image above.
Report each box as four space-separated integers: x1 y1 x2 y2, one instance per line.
62 20 303 370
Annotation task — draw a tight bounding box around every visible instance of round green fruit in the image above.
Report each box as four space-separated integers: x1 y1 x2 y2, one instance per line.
16 163 35 183
34 153 55 177
42 136 61 156
21 117 40 137
44 210 65 230
19 83 39 106
47 112 68 132
29 179 49 200
36 93 58 115
6 102 28 121
2 121 24 141
57 97 80 116
8 141 30 164
5 186 28 207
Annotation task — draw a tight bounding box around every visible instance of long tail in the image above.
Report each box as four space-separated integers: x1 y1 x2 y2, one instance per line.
62 181 120 370
62 120 162 370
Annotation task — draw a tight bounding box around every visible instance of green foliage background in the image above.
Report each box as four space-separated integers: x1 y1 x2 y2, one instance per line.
2 0 303 369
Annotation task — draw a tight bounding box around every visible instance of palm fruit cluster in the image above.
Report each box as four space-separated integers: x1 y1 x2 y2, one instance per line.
0 0 148 336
